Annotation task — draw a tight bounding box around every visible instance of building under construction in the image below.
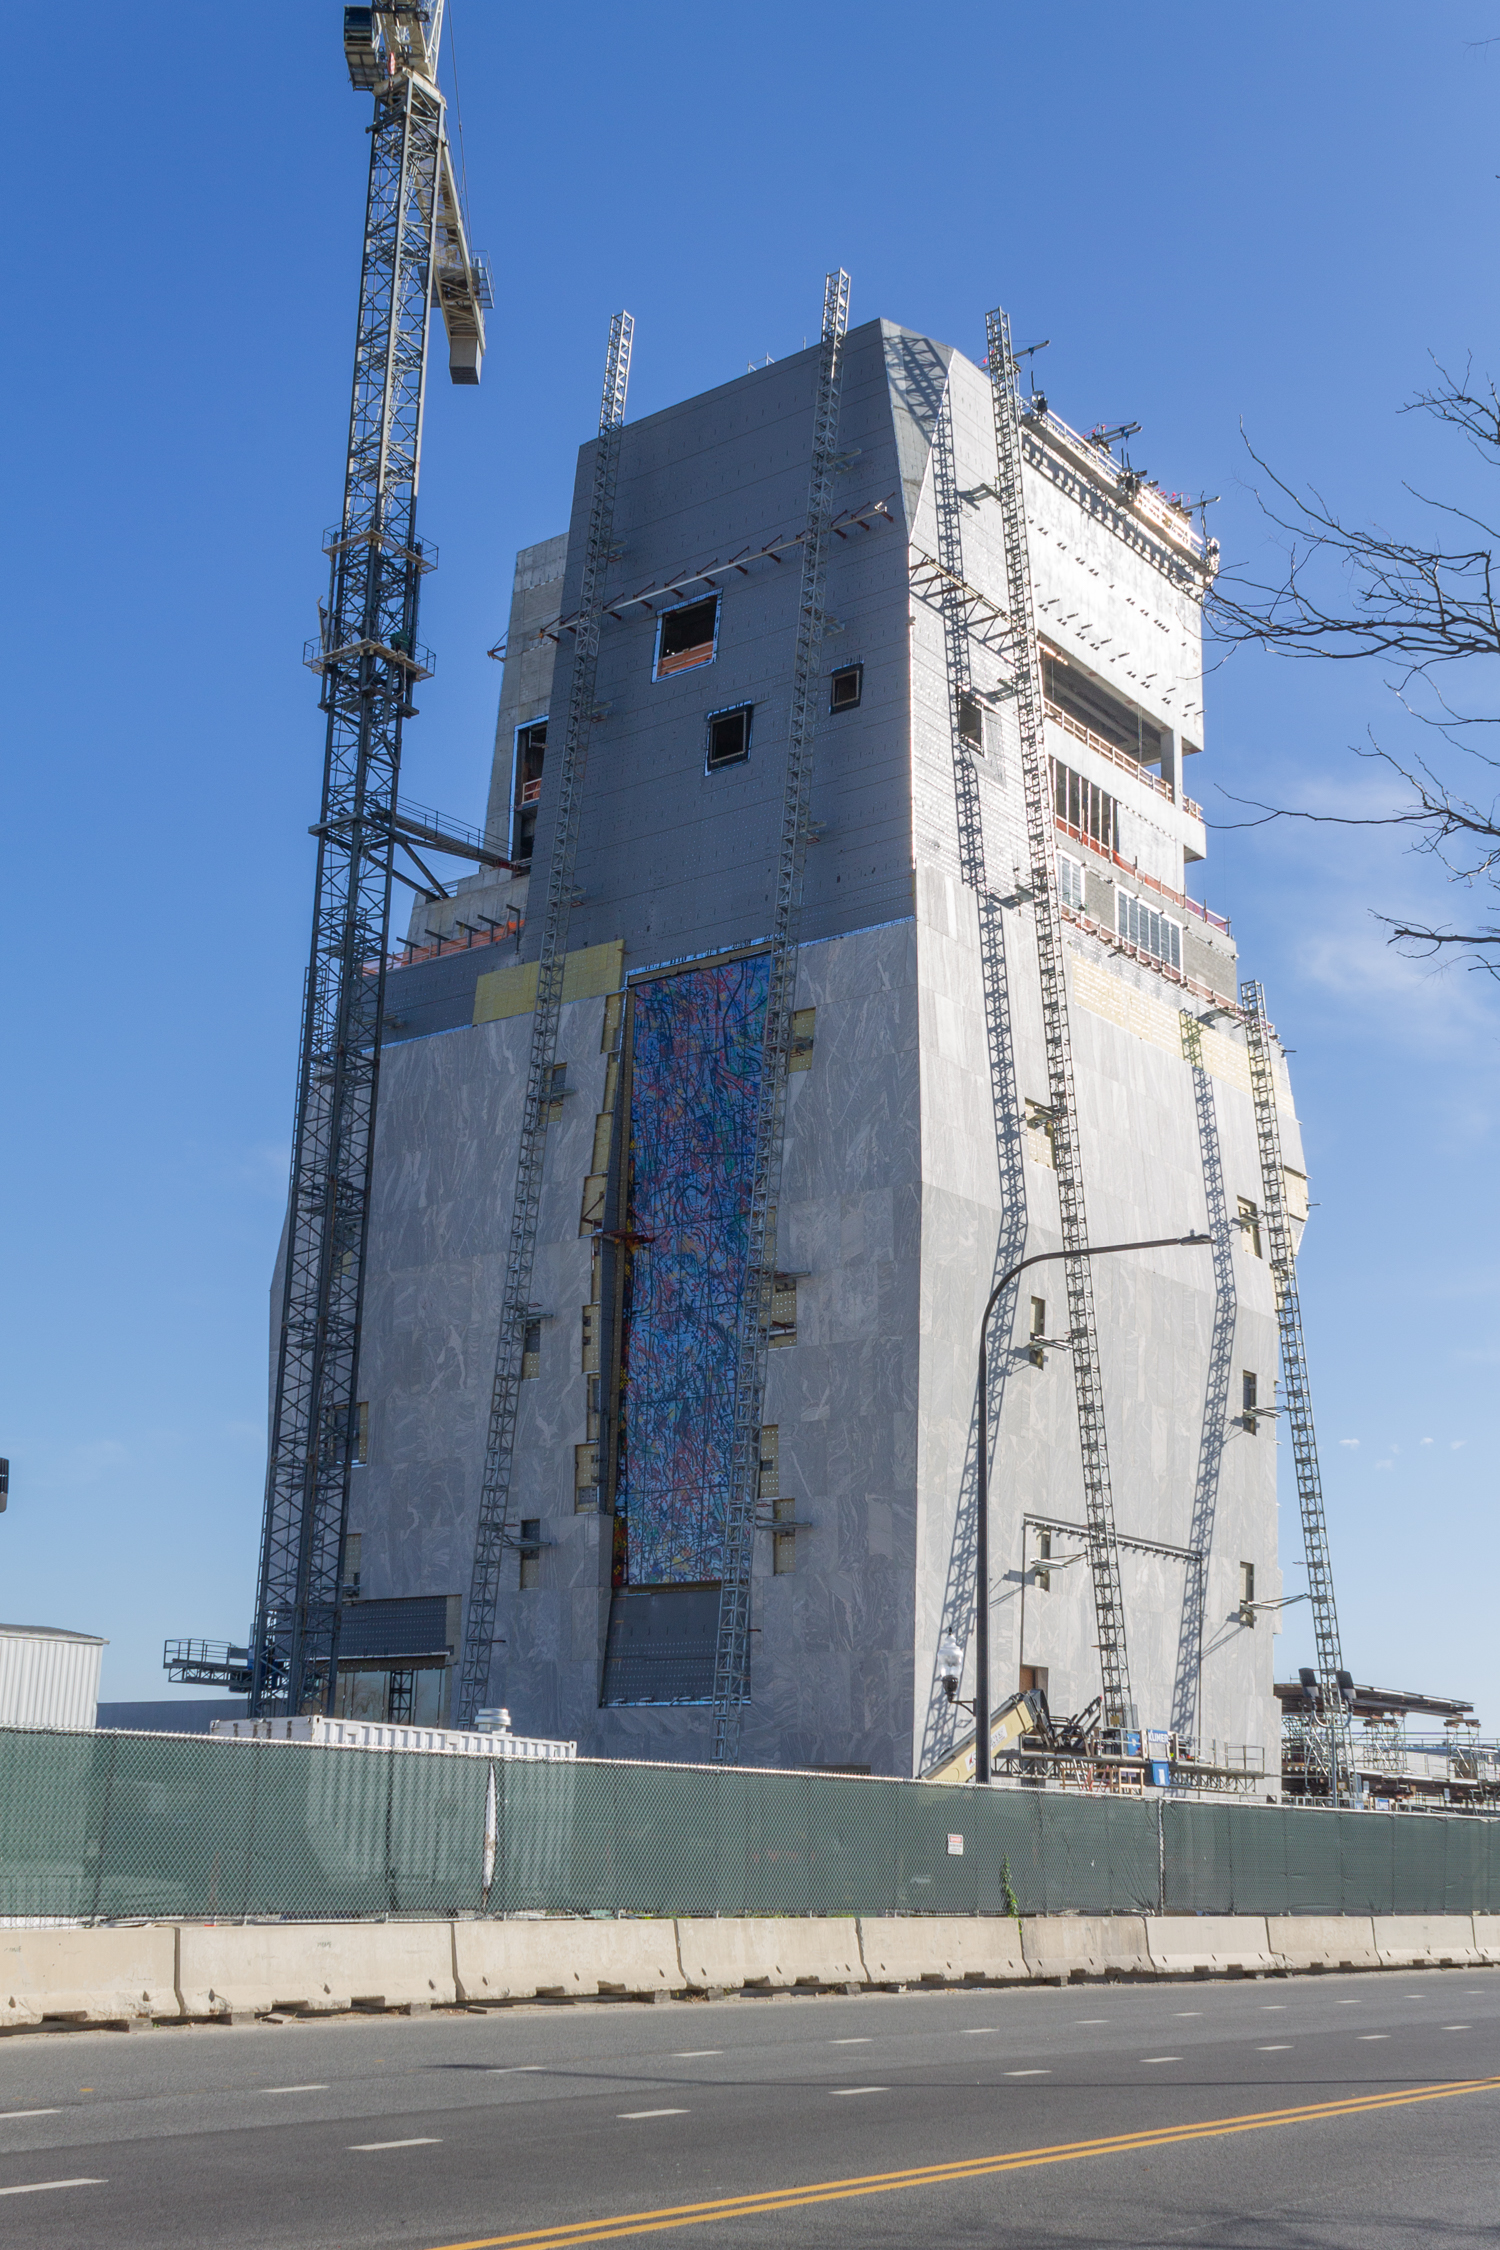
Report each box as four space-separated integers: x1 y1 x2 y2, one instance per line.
315 311 1311 1779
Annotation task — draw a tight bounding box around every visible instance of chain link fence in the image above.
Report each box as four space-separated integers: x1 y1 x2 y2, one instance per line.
2 1725 1496 1923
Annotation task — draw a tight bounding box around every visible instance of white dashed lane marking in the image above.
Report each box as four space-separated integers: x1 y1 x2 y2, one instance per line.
1358 2035 1390 2043
0 2110 60 2120
671 2052 721 2059
830 2088 887 2098
1005 2069 1050 2078
618 2110 688 2120
261 2085 328 2095
1141 2057 1182 2064
349 2138 442 2152
0 2180 105 2198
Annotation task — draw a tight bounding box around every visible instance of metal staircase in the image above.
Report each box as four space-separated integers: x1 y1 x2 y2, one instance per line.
456 312 635 1726
984 305 1134 1730
1240 977 1350 1796
709 270 851 1764
1171 1011 1239 1744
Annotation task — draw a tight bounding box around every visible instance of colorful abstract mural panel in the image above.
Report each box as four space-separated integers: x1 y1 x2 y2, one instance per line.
616 953 769 1585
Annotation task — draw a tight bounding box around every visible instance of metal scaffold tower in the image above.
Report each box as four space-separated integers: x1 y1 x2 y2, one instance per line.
250 3 486 1716
918 379 1030 1771
1240 977 1351 1795
456 312 635 1727
985 304 1134 1730
710 269 851 1764
1171 1010 1238 1745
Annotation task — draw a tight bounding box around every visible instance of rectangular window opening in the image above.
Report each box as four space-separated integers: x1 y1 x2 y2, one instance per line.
1117 889 1181 970
1057 853 1085 913
829 663 863 712
1033 1525 1052 1591
342 1531 362 1602
1242 1370 1258 1432
1239 1560 1256 1613
958 690 985 752
758 1425 779 1499
575 1442 600 1512
655 595 719 678
1051 757 1120 855
581 1303 600 1375
511 717 547 864
354 1400 369 1466
706 703 752 770
1238 1197 1263 1259
1029 1296 1046 1369
769 1274 798 1346
521 1321 542 1380
788 1007 816 1072
519 1519 542 1591
1043 650 1162 765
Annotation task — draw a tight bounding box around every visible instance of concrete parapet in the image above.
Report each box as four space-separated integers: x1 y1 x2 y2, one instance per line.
857 1917 1029 1986
1143 1916 1276 1976
454 1919 681 2002
1020 1915 1151 1982
175 1920 456 2018
0 1924 179 2027
1471 1915 1500 1965
1267 1916 1380 1973
674 1917 865 1991
1371 1916 1481 1970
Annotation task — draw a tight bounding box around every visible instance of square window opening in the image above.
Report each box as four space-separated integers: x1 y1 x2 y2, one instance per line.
829 663 863 712
655 595 719 678
706 703 752 770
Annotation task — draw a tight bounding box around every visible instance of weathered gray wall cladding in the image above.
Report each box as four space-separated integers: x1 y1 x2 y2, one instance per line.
327 316 1301 1778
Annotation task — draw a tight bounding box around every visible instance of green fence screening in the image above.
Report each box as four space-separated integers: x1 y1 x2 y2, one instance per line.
1 1726 1496 1923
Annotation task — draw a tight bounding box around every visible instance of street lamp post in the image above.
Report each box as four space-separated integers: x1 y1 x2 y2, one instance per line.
969 1232 1212 1784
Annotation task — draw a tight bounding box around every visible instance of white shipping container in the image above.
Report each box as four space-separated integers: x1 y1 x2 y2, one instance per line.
0 1624 106 1731
209 1713 575 1761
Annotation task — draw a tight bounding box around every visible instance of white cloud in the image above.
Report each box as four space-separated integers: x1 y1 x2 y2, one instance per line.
1339 1438 1359 1449
1375 1460 1394 1472
1451 1439 1467 1450
1421 1437 1434 1446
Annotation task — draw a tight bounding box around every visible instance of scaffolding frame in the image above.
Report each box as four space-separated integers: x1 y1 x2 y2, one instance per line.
985 305 1134 1729
456 313 635 1727
709 270 851 1764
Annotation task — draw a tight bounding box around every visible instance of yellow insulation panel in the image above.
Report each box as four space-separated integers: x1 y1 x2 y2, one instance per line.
472 939 625 1026
1069 951 1296 1117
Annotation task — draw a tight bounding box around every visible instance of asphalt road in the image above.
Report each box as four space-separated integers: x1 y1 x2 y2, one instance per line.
0 1966 1496 2249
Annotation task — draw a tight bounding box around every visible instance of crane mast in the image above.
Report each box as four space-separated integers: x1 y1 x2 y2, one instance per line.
250 4 486 1716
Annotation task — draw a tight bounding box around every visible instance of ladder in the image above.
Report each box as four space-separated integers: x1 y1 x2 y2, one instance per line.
985 305 1134 1730
251 13 483 1716
1240 978 1350 1796
709 269 851 1764
455 313 635 1726
1171 1012 1238 1745
919 379 1030 1770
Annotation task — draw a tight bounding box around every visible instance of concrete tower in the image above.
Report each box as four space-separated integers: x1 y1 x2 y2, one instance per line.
320 318 1301 1778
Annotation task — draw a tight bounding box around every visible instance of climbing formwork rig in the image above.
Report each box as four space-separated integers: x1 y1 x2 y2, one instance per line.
1241 978 1352 1800
456 313 635 1726
709 270 852 1764
983 306 1136 1733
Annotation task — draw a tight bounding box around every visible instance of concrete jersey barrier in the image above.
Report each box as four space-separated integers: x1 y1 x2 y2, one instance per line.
175 1919 456 2018
1143 1916 1277 1975
1473 1914 1500 1966
454 1919 680 2001
1267 1916 1380 1973
674 1917 865 1991
858 1916 1028 1985
1371 1915 1482 1969
0 1924 179 2027
1020 1915 1152 1981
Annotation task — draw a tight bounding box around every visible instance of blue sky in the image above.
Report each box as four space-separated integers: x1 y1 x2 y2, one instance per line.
6 2 1497 1726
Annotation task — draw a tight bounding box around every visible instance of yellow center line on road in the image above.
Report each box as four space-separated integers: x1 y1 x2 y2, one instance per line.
425 2074 1500 2250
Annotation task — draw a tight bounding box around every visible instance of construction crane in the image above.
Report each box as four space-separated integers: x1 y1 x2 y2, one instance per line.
985 305 1136 1735
456 311 634 1727
1240 979 1352 1798
711 269 851 1763
247 3 487 1716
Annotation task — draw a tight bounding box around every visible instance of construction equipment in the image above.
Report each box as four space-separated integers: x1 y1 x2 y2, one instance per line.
1171 1011 1238 1745
709 270 852 1764
456 312 635 1726
918 377 1032 1779
1241 978 1351 1797
247 4 486 1716
984 305 1135 1731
